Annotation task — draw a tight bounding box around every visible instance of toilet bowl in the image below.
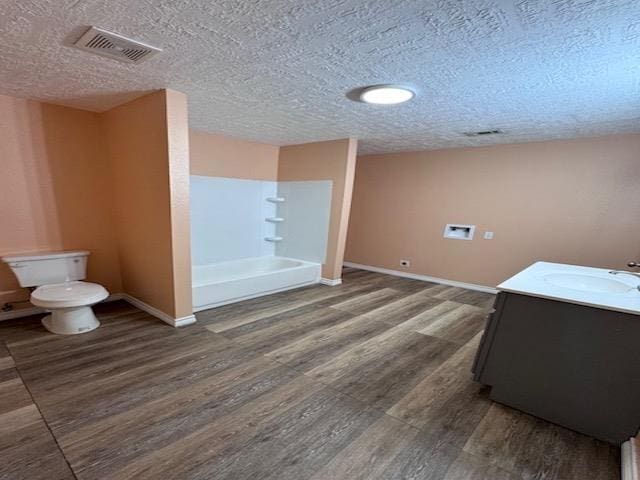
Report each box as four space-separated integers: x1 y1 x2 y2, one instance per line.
30 281 109 335
2 250 109 335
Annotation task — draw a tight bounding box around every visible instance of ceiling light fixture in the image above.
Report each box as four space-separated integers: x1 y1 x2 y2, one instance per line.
359 85 415 105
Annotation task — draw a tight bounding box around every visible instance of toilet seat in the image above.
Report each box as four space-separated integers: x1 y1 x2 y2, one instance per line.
31 281 108 309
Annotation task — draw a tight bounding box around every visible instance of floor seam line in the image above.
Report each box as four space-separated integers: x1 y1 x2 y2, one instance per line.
10 357 79 480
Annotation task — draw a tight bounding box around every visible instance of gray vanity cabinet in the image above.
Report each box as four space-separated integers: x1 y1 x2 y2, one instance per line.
473 291 640 445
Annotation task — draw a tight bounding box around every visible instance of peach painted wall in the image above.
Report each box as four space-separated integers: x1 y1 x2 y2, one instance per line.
104 90 192 319
166 90 193 319
278 138 358 280
0 94 122 305
345 134 640 287
190 130 279 180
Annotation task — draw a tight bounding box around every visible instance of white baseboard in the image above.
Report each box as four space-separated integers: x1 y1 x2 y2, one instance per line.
0 292 196 328
320 278 342 286
622 438 639 480
120 294 196 328
343 262 498 294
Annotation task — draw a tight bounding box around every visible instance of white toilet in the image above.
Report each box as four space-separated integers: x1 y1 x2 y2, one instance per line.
2 251 109 335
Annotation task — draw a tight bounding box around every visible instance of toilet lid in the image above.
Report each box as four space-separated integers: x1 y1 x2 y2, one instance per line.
31 281 109 309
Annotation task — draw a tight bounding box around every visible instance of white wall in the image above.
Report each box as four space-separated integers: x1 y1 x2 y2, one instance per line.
190 176 277 264
276 181 332 263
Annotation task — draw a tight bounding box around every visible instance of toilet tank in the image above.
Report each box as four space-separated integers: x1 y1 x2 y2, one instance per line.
1 251 90 287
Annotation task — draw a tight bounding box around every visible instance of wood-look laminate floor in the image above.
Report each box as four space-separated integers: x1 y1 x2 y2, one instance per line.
0 268 619 480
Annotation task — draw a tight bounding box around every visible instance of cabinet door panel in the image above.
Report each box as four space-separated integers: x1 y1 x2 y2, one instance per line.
479 293 640 444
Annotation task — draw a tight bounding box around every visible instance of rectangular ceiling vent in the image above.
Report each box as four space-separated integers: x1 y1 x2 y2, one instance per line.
463 129 503 137
73 27 162 64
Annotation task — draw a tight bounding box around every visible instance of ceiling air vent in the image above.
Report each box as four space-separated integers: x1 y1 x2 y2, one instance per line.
463 129 503 137
72 27 161 64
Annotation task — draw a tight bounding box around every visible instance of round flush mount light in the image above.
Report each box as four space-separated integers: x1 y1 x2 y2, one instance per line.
359 85 415 105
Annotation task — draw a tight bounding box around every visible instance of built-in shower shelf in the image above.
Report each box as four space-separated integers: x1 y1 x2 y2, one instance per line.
266 197 285 203
264 236 283 242
265 217 284 223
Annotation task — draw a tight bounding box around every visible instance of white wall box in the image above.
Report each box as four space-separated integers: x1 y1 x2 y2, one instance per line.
443 224 476 240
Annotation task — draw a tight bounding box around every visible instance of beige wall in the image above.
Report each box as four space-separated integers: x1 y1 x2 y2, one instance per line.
104 90 191 319
166 90 193 318
279 138 358 280
345 134 640 287
0 94 122 305
190 130 279 180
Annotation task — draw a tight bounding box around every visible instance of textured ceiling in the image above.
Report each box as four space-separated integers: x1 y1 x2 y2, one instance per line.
1 0 639 154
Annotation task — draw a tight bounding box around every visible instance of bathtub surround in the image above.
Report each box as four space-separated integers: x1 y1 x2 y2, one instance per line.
275 181 332 263
189 136 354 310
279 138 358 282
190 176 331 309
190 176 278 264
1 90 194 327
189 132 358 284
346 133 640 288
191 177 332 264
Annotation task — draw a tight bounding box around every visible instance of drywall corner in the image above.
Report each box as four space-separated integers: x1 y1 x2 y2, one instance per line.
103 89 190 320
165 89 193 319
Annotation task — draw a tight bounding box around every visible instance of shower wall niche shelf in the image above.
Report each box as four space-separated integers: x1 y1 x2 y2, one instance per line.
266 197 285 203
266 217 284 223
264 236 283 242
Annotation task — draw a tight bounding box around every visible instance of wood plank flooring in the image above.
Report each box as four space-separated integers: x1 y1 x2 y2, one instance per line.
0 267 619 480
0 341 74 479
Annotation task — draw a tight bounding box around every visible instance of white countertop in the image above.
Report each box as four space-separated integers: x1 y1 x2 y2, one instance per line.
498 262 640 315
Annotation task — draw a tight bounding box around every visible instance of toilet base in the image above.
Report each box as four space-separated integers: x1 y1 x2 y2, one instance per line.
41 307 101 335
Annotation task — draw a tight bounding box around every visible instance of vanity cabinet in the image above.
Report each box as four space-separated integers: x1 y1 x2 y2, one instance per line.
473 291 640 445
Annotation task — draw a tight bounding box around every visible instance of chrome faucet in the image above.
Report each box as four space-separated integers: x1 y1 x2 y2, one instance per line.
609 270 640 291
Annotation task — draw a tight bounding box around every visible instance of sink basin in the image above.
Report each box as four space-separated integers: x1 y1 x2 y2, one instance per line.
542 273 634 294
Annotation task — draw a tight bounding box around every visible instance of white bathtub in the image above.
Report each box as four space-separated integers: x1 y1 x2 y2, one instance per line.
192 256 321 312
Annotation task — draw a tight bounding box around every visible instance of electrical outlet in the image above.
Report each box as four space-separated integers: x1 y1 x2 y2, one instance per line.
484 231 494 240
400 259 410 267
